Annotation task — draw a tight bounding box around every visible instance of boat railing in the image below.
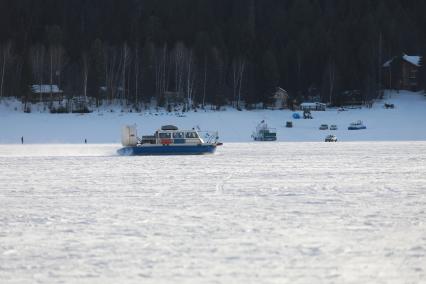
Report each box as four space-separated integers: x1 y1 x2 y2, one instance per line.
198 131 219 144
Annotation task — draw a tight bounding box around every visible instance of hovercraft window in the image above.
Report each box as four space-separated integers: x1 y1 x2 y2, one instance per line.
173 132 185 138
185 132 198 138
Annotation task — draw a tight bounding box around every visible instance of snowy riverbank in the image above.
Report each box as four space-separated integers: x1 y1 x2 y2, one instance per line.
1 90 425 143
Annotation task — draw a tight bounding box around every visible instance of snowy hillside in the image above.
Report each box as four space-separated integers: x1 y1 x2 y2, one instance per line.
0 90 425 144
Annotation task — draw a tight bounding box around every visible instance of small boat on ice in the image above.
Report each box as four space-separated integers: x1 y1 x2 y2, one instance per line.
348 120 367 130
118 125 222 156
252 120 277 141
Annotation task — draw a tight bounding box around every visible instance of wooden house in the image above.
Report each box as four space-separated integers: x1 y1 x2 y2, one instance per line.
382 54 422 91
269 87 289 109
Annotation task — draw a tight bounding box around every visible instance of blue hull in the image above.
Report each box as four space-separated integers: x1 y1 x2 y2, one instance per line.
117 144 217 156
348 126 367 130
254 137 277 141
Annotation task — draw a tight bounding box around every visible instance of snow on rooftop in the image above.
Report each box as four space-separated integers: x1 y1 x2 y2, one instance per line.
382 58 394 67
31 85 63 94
383 54 422 67
300 102 325 106
403 54 421 67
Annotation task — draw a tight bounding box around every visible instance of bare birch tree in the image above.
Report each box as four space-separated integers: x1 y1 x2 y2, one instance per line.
154 44 168 105
211 47 226 109
121 42 130 103
173 42 185 95
29 44 46 102
48 45 65 98
0 41 12 99
134 44 140 106
202 55 207 107
232 56 246 108
186 49 196 108
327 57 336 104
104 46 122 103
81 52 89 101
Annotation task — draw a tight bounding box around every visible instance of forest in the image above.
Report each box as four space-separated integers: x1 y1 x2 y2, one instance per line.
0 0 425 109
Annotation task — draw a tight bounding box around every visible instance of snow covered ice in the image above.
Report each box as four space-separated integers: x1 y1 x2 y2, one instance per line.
0 142 425 283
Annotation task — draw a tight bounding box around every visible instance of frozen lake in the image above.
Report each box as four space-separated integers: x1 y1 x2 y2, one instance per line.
0 142 425 283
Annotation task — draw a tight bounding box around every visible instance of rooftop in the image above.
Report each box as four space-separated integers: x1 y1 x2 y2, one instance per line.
31 85 63 94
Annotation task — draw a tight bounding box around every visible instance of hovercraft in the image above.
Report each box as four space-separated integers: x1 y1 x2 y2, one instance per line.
117 125 222 156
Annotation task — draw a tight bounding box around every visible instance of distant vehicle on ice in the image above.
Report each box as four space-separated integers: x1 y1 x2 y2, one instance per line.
319 124 329 130
330 124 338 130
252 120 277 141
384 103 395 109
325 135 337 142
303 110 313 119
348 120 367 130
286 121 293 128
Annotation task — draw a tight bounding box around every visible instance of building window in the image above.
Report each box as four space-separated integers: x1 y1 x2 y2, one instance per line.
409 69 418 80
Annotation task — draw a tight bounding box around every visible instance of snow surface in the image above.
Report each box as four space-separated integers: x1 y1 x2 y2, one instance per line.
1 90 426 144
0 142 425 283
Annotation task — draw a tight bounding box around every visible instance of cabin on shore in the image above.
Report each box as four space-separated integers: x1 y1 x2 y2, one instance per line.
382 54 422 91
268 87 289 109
299 102 326 111
29 84 64 102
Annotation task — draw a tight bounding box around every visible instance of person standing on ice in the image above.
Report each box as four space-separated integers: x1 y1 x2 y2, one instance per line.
21 136 23 144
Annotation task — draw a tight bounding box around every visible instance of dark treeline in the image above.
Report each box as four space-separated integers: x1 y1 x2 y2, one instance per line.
0 0 425 108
